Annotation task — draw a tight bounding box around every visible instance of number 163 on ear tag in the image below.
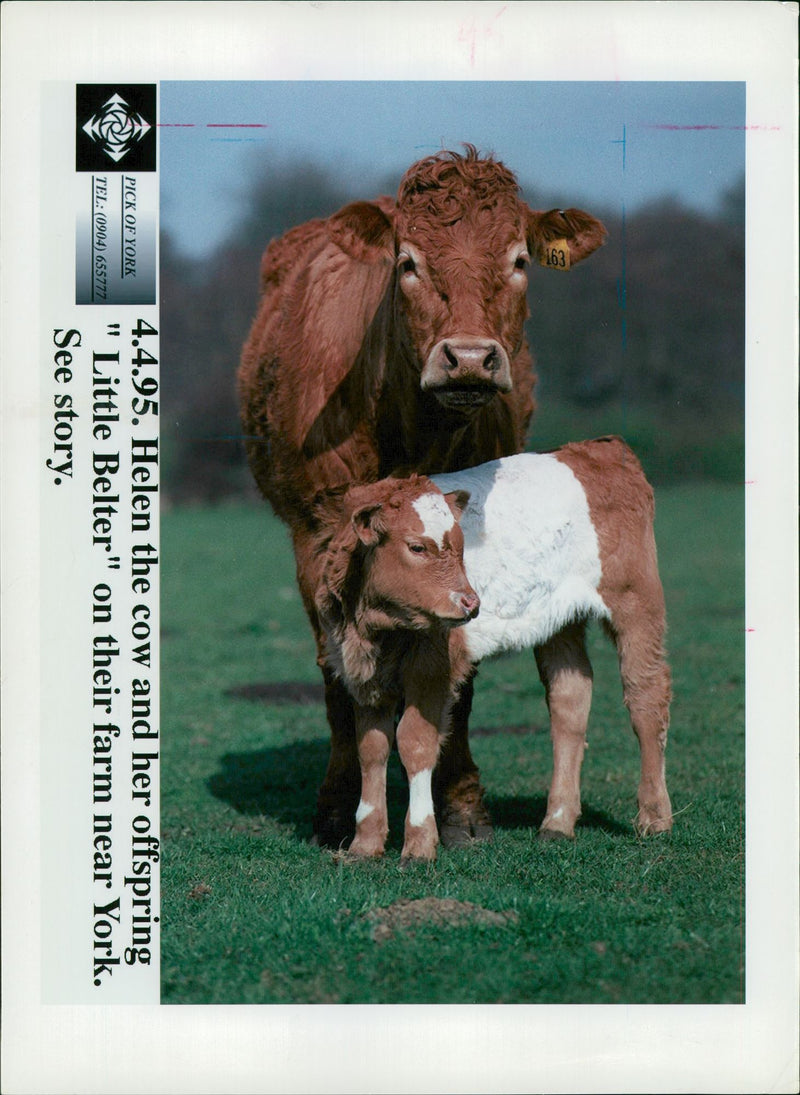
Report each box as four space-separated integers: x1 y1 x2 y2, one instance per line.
539 239 570 271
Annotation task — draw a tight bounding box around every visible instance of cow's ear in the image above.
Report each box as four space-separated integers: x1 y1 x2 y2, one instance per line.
444 490 470 520
270 202 395 451
351 501 384 546
526 207 607 268
327 200 395 262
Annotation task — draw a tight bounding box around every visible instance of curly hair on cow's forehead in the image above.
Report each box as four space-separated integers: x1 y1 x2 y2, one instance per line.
396 144 521 227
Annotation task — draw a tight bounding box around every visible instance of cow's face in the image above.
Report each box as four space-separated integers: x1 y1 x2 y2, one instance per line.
391 149 607 412
354 487 479 630
325 149 607 416
394 203 529 411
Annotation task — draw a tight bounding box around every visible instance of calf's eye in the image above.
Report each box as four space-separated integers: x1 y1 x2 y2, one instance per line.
398 254 417 276
514 252 530 271
408 542 427 555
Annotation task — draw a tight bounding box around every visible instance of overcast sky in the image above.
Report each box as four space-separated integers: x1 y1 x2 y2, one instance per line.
160 80 745 258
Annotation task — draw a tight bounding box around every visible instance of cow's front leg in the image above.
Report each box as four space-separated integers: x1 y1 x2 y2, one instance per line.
312 668 360 848
434 670 493 846
349 704 396 858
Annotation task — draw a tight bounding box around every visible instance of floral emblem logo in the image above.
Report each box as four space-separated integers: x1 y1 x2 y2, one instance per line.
81 93 152 164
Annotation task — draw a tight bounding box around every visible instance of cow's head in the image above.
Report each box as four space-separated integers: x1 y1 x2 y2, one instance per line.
327 146 607 413
316 477 479 646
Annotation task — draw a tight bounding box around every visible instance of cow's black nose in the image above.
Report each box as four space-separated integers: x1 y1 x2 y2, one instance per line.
442 340 502 377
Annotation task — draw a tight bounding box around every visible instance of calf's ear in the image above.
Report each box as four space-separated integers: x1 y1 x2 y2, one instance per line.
315 516 361 633
327 200 395 263
352 501 385 546
444 490 471 520
526 207 607 267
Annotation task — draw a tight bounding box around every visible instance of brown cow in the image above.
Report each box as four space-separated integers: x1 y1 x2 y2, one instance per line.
238 146 607 848
316 438 673 861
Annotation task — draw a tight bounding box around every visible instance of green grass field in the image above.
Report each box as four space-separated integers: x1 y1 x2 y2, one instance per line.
160 482 744 1004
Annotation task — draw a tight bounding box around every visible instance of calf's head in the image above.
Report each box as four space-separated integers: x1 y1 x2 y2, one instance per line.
316 477 479 648
327 146 607 412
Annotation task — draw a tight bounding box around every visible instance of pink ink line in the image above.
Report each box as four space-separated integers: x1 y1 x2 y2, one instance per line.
158 123 270 128
745 628 756 633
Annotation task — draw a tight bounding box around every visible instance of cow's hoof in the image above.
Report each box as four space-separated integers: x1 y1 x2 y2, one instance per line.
311 803 356 850
440 825 493 847
436 773 493 848
439 815 494 848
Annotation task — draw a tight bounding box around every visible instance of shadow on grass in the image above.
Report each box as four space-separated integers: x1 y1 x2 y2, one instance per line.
487 793 630 836
207 739 327 842
207 709 630 845
207 738 434 849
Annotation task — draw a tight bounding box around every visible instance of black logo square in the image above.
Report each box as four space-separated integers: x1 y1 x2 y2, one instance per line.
76 84 157 172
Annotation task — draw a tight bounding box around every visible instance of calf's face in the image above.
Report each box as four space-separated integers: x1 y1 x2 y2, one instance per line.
353 488 479 629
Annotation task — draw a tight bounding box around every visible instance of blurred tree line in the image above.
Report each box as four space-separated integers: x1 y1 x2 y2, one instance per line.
160 162 744 503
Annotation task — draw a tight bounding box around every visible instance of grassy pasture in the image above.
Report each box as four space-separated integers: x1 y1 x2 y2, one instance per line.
160 482 744 1005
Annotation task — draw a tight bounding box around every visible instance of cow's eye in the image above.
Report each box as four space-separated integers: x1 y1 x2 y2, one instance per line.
407 542 427 555
513 251 530 271
398 254 417 277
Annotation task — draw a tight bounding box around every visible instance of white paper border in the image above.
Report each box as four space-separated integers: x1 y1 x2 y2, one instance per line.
2 2 798 1092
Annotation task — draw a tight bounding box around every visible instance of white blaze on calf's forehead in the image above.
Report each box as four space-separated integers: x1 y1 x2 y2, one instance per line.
411 492 455 548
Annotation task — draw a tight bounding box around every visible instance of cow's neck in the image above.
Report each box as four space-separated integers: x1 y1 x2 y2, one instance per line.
376 362 515 476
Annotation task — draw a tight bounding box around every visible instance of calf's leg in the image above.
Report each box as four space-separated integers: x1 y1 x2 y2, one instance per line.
314 668 491 850
301 596 488 850
397 693 446 862
349 704 397 858
534 622 593 839
606 611 673 834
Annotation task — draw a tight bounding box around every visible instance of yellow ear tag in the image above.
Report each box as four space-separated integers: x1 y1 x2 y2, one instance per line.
539 238 570 271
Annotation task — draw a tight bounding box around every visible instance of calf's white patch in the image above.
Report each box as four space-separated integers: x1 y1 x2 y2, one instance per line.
408 768 434 827
411 492 455 549
355 799 375 824
432 453 610 660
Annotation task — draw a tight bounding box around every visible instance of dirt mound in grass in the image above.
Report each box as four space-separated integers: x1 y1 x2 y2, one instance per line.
364 898 518 942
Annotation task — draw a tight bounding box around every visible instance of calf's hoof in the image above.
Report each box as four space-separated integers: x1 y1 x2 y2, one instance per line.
634 811 673 836
538 827 574 842
401 819 439 862
348 833 387 858
539 804 579 840
635 795 673 836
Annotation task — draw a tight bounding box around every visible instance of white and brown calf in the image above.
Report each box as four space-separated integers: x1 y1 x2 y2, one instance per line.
434 436 673 846
314 476 479 860
316 437 673 860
